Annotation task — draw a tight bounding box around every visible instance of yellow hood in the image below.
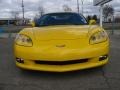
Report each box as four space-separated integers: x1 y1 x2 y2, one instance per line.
31 25 96 41
20 25 99 41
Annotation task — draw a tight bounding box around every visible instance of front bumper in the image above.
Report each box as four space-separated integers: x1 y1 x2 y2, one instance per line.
14 41 109 72
16 57 108 72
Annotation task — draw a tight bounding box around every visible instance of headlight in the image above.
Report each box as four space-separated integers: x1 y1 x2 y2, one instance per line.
90 31 108 44
15 34 33 47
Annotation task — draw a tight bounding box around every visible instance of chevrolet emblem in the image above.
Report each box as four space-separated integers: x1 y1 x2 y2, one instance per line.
56 44 66 48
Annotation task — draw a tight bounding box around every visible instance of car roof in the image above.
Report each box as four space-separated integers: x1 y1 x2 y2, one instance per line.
44 12 81 16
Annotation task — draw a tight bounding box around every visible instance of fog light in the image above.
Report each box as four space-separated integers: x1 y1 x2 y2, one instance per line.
99 55 108 61
16 58 24 63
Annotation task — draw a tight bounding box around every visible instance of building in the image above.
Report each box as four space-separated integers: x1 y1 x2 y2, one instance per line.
0 18 16 25
0 18 30 25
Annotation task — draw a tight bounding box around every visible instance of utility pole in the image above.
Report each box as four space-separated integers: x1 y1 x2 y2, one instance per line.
22 0 25 25
65 0 83 14
100 5 103 27
81 0 84 14
77 0 80 14
77 0 84 14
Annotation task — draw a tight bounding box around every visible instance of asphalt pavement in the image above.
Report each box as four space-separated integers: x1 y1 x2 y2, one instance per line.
0 35 120 90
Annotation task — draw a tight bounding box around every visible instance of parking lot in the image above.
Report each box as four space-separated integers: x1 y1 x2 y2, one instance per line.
0 32 120 90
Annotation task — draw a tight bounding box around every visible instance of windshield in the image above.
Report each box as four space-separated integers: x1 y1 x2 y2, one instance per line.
35 13 88 27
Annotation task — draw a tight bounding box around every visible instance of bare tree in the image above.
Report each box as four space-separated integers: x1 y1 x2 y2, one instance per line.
86 15 92 22
34 14 39 21
10 11 20 20
103 5 114 22
92 15 98 21
38 6 45 17
63 5 72 12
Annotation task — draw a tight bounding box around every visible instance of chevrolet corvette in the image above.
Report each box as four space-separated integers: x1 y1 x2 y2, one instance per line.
14 12 109 72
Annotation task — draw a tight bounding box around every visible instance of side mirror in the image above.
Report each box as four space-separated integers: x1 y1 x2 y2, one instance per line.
31 21 35 27
89 20 96 25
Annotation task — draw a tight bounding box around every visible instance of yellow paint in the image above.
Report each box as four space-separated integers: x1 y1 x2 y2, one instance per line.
89 20 96 25
14 25 109 72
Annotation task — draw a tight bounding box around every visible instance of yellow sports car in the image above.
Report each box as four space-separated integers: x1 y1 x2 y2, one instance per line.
14 12 109 72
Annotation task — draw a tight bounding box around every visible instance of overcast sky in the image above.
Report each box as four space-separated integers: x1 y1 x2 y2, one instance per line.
0 0 120 19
